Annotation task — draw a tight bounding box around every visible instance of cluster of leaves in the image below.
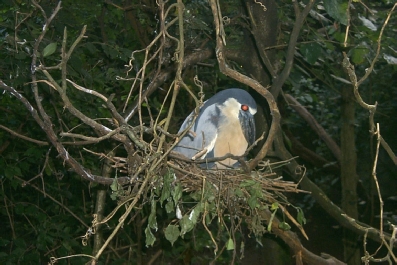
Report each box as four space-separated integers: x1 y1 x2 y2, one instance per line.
1 0 397 264
283 1 397 168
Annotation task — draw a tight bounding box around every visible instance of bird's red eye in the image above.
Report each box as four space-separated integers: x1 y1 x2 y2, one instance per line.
241 104 249 111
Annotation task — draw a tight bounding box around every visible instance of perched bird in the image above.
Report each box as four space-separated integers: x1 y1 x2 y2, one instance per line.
173 88 257 168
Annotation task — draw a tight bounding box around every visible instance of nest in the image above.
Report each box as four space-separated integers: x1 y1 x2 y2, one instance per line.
100 150 310 243
167 157 310 239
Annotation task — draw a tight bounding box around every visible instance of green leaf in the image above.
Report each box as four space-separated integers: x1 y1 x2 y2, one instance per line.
234 188 244 197
267 204 279 232
351 46 368 65
188 203 202 224
42 42 57 57
160 170 173 205
270 202 279 211
0 238 10 247
180 215 194 237
248 194 257 209
226 238 234 250
297 208 307 225
239 180 256 187
279 222 291 231
145 226 156 247
172 182 182 205
165 199 174 213
148 198 158 231
323 0 348 25
164 224 180 246
300 42 322 65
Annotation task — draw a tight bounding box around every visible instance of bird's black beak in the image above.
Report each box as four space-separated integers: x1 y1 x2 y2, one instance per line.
239 111 256 146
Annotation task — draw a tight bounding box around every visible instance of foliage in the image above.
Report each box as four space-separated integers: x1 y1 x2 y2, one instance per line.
0 0 397 264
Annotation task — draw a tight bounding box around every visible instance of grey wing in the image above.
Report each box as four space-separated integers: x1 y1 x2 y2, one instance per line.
173 110 201 159
173 104 219 159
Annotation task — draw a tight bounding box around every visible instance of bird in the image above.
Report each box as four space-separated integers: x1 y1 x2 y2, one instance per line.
173 88 257 169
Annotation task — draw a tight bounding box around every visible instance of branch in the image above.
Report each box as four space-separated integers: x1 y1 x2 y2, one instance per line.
273 132 395 247
270 0 315 98
209 0 281 171
284 94 341 163
263 208 346 265
122 47 214 122
0 124 49 145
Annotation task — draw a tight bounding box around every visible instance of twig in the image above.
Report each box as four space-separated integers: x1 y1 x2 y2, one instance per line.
66 79 108 102
13 175 89 228
209 0 281 171
0 124 48 145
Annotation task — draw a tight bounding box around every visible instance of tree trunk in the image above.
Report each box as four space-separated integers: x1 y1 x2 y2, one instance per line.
340 86 360 264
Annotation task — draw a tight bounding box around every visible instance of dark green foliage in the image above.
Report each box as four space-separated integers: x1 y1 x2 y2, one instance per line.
1 0 397 264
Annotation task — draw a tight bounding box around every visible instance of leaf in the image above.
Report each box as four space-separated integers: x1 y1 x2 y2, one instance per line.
279 222 291 231
270 202 279 211
164 224 180 246
188 203 203 224
351 46 369 65
180 215 194 237
297 208 307 225
239 180 256 187
300 43 322 65
323 0 348 25
160 170 173 205
234 188 244 197
42 42 57 57
148 198 158 231
145 226 156 247
165 199 174 213
267 205 278 232
248 194 257 209
172 182 182 205
226 238 234 250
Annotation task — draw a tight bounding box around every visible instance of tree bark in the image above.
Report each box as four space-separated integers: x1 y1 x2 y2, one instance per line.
340 86 360 264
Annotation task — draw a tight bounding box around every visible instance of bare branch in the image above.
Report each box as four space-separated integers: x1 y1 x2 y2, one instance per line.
284 94 341 162
270 0 316 98
0 124 49 145
209 0 281 171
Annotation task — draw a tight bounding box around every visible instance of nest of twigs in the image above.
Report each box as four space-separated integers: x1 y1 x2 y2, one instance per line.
105 151 310 243
166 157 310 239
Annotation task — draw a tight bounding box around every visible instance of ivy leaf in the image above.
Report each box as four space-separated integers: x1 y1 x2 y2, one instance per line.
164 224 180 246
145 226 156 247
165 199 174 213
188 203 203 224
234 188 244 197
148 198 158 231
297 208 307 225
351 46 369 65
323 0 348 25
279 222 291 231
226 238 234 250
160 170 173 205
239 180 256 187
42 42 57 57
248 194 258 209
180 215 194 237
300 43 322 65
172 182 182 205
271 202 279 211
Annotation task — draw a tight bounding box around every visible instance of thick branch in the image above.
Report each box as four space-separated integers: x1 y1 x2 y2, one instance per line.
262 208 346 265
285 94 341 163
209 0 280 171
273 133 395 247
270 0 315 98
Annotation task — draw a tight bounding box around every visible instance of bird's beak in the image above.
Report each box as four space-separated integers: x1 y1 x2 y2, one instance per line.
239 111 256 146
